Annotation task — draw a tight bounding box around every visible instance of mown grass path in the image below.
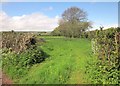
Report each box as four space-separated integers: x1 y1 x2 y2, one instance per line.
19 36 92 84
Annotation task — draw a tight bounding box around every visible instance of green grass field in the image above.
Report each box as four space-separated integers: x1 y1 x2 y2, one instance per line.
14 36 93 84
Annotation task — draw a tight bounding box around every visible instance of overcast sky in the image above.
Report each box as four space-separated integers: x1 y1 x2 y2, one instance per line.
0 2 118 31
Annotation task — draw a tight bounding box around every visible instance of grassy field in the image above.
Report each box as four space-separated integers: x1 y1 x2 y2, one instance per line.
13 36 93 84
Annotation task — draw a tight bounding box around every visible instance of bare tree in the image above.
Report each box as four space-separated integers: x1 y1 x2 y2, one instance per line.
62 7 87 22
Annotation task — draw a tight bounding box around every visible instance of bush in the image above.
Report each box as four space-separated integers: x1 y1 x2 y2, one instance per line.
2 43 49 80
86 27 120 84
2 31 35 53
1 31 48 80
19 46 49 66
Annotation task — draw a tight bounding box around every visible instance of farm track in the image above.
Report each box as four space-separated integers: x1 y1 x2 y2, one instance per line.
1 70 13 84
0 70 1 85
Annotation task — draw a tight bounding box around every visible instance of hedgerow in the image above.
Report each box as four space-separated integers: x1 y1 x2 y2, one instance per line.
2 31 48 80
1 31 35 53
86 27 120 84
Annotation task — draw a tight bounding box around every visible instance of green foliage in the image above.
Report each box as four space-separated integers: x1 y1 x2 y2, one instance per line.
51 7 92 38
51 21 91 38
3 28 119 84
86 27 120 84
2 45 49 81
4 36 92 84
86 57 119 84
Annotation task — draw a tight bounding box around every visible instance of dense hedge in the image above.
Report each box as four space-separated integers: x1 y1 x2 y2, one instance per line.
86 27 120 84
1 31 48 79
2 45 49 79
1 31 35 53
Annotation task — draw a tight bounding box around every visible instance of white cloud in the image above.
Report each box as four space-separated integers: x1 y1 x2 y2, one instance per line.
90 20 118 31
0 11 59 31
1 11 117 32
103 24 118 29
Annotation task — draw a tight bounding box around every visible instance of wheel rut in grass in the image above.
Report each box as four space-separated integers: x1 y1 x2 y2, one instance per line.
2 71 13 84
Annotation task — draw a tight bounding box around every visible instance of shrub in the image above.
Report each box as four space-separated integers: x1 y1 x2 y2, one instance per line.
86 27 120 84
1 31 35 53
2 31 48 79
2 45 49 79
